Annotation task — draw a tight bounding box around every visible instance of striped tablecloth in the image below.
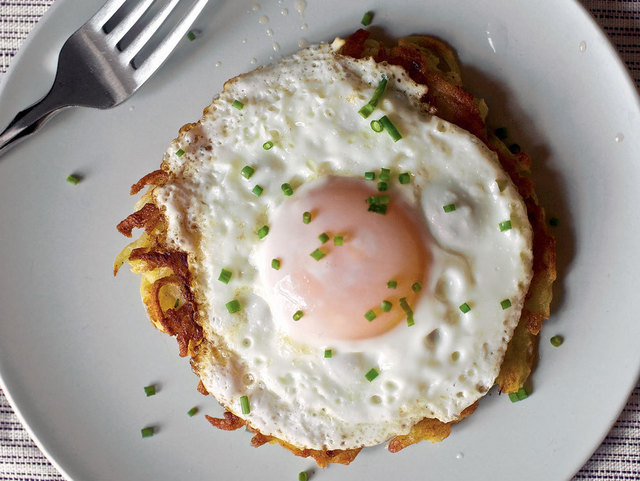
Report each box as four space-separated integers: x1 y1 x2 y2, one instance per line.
1 1 639 479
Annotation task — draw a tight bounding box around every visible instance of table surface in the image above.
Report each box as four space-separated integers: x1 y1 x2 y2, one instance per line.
0 1 639 480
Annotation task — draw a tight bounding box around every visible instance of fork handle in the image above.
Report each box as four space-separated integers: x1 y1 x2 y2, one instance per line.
0 90 69 156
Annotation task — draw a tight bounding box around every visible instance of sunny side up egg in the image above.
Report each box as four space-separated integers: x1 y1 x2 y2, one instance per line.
153 43 533 451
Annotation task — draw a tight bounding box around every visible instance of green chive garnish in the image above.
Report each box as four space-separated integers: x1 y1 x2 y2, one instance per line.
377 181 388 192
66 174 80 185
365 310 377 321
411 282 422 293
262 140 274 150
379 167 390 181
459 302 471 313
293 310 304 321
387 280 397 289
187 30 196 41
271 258 281 270
187 407 198 417
368 203 387 215
500 299 512 310
173 298 180 309
334 235 344 246
318 232 330 244
257 225 270 239
232 99 244 110
366 194 390 205
508 392 519 402
365 368 379 382
141 427 154 438
310 248 326 261
550 335 564 347
364 171 376 181
361 11 374 26
302 211 312 224
509 143 521 154
241 165 255 179
281 183 294 196
499 220 512 232
175 148 185 157
443 203 456 213
359 77 387 118
399 297 414 326
381 300 392 312
252 185 263 196
240 395 250 414
549 217 559 227
359 103 375 119
398 172 411 184
324 349 333 358
218 268 232 284
226 299 242 314
494 127 508 140
144 385 156 397
379 116 402 141
509 386 529 402
299 472 309 481
370 119 383 132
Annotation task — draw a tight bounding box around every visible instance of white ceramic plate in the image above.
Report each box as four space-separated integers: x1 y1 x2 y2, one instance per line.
1 1 639 480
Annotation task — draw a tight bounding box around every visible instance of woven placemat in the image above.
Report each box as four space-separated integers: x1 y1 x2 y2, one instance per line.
1 1 639 480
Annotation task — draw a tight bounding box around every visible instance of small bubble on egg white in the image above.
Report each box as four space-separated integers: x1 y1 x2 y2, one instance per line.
456 452 464 460
615 133 624 143
259 15 269 25
298 38 308 48
266 28 273 37
579 41 587 53
250 58 257 64
301 23 308 30
215 61 221 67
252 3 261 11
294 0 307 17
242 37 248 44
273 42 281 51
281 8 288 15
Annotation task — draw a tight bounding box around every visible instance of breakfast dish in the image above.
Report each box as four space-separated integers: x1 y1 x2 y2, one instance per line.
115 30 555 465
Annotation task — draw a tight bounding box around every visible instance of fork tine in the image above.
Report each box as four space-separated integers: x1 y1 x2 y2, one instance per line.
88 0 127 28
133 0 208 84
121 0 181 63
106 0 155 46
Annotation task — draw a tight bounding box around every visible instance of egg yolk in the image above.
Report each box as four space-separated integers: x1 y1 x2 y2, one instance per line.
259 176 429 341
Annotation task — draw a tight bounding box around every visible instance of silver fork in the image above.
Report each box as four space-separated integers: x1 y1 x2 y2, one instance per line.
0 0 209 156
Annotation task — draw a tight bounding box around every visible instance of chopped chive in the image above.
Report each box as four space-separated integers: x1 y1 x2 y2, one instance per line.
365 310 377 321
549 217 559 227
459 302 471 313
499 220 512 232
271 258 281 270
399 297 414 326
508 392 519 402
241 165 255 179
358 103 375 118
141 427 154 438
443 203 456 213
370 119 383 132
187 406 198 417
365 368 379 382
411 282 422 293
299 472 309 481
366 194 390 205
218 268 232 284
379 167 390 181
302 211 312 224
359 77 387 118
398 172 411 184
232 99 244 110
550 335 564 347
364 171 376 181
281 183 294 196
516 387 528 400
381 300 392 312
387 280 397 289
494 127 508 140
252 184 263 196
318 232 330 244
368 203 387 215
240 395 250 414
361 11 374 26
262 140 274 150
144 385 156 397
310 248 326 261
293 310 304 321
334 235 344 246
377 181 388 191
257 225 270 239
379 116 402 141
324 348 333 358
509 143 521 154
66 174 80 185
175 148 185 157
226 299 242 314
173 298 180 309
187 30 196 41
500 299 512 310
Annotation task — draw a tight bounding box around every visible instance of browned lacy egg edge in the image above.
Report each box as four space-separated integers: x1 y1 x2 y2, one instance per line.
114 30 556 467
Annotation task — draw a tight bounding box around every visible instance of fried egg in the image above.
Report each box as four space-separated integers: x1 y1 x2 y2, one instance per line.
152 43 533 450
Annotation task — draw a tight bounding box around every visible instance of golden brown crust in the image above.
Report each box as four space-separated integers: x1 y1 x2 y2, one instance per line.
116 203 162 238
130 169 169 195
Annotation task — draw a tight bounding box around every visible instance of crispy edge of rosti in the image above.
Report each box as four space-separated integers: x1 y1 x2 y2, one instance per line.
115 31 557 464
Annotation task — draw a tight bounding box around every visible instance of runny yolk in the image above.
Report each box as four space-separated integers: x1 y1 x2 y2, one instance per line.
259 176 429 342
